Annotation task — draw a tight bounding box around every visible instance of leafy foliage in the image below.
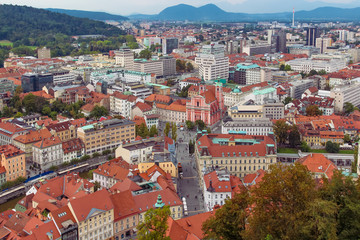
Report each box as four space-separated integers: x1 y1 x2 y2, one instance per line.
326 141 340 153
288 124 301 147
273 120 289 145
306 105 322 116
89 106 109 119
138 206 171 240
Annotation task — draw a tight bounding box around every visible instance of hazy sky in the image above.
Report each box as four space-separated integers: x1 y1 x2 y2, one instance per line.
2 0 360 15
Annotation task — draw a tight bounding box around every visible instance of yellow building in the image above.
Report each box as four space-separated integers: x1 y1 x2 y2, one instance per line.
78 119 135 154
13 129 52 161
228 105 264 119
195 133 277 179
0 145 26 181
139 162 178 178
68 189 114 240
46 121 76 142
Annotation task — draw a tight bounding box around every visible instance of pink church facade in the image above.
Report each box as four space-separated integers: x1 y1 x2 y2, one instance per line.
186 84 225 126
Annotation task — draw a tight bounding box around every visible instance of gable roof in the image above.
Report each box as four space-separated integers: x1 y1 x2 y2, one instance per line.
69 189 114 222
296 153 338 179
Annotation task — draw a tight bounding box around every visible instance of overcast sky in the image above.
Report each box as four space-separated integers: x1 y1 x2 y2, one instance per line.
2 0 360 15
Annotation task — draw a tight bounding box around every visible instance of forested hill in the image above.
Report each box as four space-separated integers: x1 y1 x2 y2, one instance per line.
0 4 125 42
47 8 128 22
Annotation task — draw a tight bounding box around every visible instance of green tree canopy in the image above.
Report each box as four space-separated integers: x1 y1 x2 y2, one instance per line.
138 206 171 240
325 141 340 153
89 105 108 119
273 120 289 145
288 124 301 147
139 49 152 60
306 105 322 116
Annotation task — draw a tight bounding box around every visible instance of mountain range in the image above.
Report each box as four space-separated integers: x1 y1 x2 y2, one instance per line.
129 4 360 22
47 4 360 22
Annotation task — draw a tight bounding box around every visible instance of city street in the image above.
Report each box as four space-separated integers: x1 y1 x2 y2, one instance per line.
176 127 205 216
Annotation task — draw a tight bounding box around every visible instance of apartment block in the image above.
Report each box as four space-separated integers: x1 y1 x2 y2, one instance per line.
0 145 26 181
77 119 135 154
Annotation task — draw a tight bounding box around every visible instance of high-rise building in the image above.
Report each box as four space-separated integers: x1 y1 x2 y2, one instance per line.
162 38 179 55
114 48 134 70
315 37 332 53
195 42 229 81
21 73 53 93
267 30 273 44
276 30 287 53
160 56 176 76
306 27 319 46
37 47 51 59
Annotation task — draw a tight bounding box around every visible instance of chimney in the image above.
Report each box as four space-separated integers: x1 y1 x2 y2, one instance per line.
46 187 50 195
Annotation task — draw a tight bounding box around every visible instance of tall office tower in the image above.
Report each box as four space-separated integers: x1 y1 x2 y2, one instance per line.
195 42 229 81
267 29 273 44
306 27 319 46
162 38 179 55
276 30 287 53
315 37 332 53
114 48 134 70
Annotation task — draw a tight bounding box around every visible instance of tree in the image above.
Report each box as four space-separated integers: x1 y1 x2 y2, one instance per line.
325 141 339 153
171 123 177 142
137 206 171 240
306 105 322 116
284 64 291 71
203 187 250 240
279 64 285 71
300 141 311 152
176 59 186 72
288 124 301 147
139 49 152 60
42 106 51 116
94 181 101 191
308 69 318 76
14 112 23 118
244 163 317 240
319 171 360 239
273 120 289 145
89 106 108 119
344 102 355 114
23 94 48 114
137 123 149 138
318 69 327 75
186 62 194 72
189 140 195 154
195 120 206 131
149 125 158 137
186 120 195 130
343 134 351 144
283 96 293 105
164 122 170 137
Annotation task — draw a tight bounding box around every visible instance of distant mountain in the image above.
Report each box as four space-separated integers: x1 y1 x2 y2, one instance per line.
47 8 128 21
128 4 360 22
0 5 125 42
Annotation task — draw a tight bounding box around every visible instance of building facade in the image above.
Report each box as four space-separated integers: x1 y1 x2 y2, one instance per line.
0 145 26 181
77 119 135 154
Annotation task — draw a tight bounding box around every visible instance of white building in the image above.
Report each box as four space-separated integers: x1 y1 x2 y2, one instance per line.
286 58 346 73
315 38 332 53
203 169 237 211
330 82 360 113
222 118 273 135
51 69 76 86
110 91 138 118
114 48 134 70
179 77 201 89
184 36 197 43
115 139 156 164
62 138 85 163
195 42 229 81
32 136 63 171
132 59 164 76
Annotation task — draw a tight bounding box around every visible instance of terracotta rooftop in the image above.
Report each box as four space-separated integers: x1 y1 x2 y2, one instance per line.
33 136 62 149
69 189 114 222
296 153 337 179
0 144 24 158
13 129 52 144
62 138 85 154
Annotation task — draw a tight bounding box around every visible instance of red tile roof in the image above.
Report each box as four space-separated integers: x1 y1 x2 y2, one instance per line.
69 189 114 222
110 190 138 221
62 138 85 154
0 144 24 158
175 211 216 239
0 122 26 137
296 153 337 179
33 136 62 149
135 102 153 112
13 129 52 144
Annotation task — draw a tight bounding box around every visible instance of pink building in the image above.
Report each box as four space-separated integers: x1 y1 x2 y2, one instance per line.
186 84 225 126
